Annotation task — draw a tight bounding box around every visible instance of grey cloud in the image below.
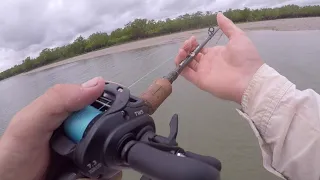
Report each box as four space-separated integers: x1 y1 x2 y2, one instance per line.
2 27 46 51
158 0 216 18
0 0 319 72
161 0 198 12
88 0 145 17
0 0 47 51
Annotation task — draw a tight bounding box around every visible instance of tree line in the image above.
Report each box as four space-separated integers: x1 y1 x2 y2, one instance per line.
1 4 320 80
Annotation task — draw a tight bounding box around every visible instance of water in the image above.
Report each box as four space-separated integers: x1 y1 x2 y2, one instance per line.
1 30 320 180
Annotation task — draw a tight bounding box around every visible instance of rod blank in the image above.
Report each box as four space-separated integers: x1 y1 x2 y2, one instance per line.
165 27 220 83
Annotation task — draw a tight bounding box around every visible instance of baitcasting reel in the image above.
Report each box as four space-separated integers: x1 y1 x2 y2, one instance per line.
47 82 221 180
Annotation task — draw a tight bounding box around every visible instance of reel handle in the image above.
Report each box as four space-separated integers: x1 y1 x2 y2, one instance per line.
127 142 220 180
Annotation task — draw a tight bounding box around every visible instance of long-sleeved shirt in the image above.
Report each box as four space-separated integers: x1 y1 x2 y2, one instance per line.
237 64 320 180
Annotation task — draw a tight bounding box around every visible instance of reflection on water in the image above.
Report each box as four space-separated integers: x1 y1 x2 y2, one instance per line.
1 30 320 180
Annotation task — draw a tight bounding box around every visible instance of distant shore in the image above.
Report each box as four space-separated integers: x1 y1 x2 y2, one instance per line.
23 17 320 75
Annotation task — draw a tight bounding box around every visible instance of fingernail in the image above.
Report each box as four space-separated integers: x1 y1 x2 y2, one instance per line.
82 77 100 88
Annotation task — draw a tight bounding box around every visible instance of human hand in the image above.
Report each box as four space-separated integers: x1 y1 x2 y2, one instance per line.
175 13 264 104
0 77 105 180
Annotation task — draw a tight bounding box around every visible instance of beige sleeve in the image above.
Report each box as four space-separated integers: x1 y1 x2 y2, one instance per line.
237 64 320 180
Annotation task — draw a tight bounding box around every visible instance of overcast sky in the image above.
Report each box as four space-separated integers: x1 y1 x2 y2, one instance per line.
0 0 319 72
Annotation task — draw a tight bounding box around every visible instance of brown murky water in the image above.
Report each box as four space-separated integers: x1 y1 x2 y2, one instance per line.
1 30 320 180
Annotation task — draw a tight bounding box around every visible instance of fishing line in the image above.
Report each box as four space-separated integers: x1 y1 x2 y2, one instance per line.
128 54 174 89
215 29 223 45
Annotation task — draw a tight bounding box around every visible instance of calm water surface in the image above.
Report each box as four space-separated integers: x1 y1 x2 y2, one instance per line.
1 30 320 180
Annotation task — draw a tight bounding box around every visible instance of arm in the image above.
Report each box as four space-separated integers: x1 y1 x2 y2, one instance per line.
174 13 320 180
238 64 320 180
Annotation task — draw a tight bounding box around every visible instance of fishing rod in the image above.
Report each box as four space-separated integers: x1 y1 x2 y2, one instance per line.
166 27 220 83
141 27 220 114
48 27 222 180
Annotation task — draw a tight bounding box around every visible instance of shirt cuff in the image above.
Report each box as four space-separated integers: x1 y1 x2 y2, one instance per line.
239 63 293 137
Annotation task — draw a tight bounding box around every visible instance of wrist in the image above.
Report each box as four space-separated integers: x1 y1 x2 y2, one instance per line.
233 63 265 105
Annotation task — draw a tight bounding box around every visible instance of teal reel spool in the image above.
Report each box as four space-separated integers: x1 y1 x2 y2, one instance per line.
63 106 101 143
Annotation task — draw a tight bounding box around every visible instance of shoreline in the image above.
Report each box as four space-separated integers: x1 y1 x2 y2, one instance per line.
19 17 320 75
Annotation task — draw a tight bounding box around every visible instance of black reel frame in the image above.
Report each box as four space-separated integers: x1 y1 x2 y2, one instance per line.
48 82 221 180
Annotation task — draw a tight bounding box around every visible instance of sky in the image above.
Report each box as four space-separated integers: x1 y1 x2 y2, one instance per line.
0 0 319 72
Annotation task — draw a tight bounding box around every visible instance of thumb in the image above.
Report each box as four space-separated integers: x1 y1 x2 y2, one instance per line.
5 77 105 141
217 12 243 39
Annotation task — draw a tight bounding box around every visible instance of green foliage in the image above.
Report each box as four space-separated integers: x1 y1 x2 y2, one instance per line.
85 33 109 52
1 4 320 80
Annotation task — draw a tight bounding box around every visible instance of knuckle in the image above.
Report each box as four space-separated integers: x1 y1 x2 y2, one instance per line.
45 84 65 108
49 84 64 96
44 84 74 116
52 84 64 90
183 40 189 48
237 29 246 36
193 62 198 70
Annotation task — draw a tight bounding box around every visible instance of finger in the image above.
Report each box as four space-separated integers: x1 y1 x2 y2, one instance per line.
176 36 201 66
182 39 192 53
201 47 209 55
188 60 199 71
175 51 201 69
175 48 188 65
6 77 105 141
182 36 198 53
217 12 244 39
190 36 199 52
194 52 204 63
180 67 199 85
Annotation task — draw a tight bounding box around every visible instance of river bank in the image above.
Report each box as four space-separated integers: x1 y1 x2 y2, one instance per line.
23 17 320 75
